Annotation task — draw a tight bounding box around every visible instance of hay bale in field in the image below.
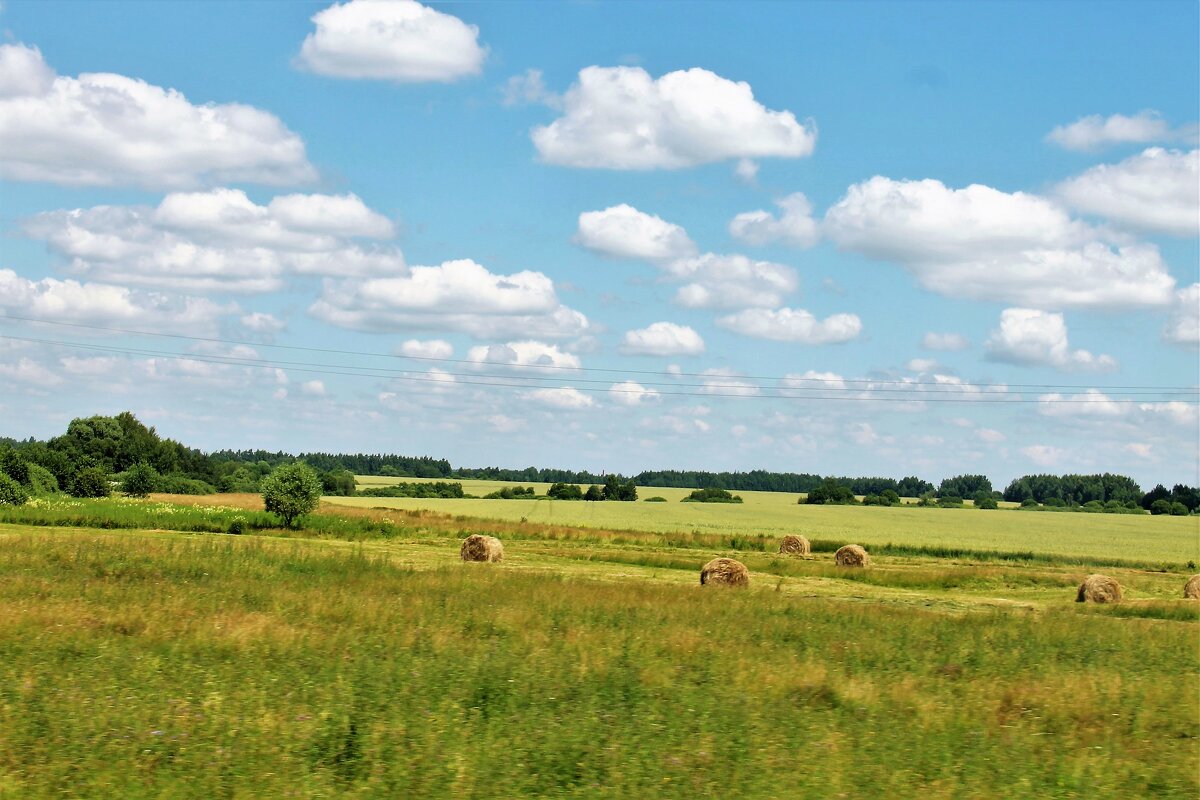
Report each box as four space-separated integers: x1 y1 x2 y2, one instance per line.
834 544 870 567
1184 575 1200 599
778 534 811 556
460 534 504 563
700 557 749 587
1075 574 1122 603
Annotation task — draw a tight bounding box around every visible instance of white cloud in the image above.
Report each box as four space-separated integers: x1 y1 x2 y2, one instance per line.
532 66 816 169
716 307 862 343
575 204 696 261
0 43 314 188
310 259 590 339
668 253 798 310
734 158 759 184
1055 148 1199 236
466 340 580 370
0 268 235 335
985 308 1117 371
525 386 595 409
906 358 938 373
1037 389 1126 417
296 0 486 83
824 176 1176 309
397 339 454 359
977 428 1005 444
780 370 846 394
300 380 327 397
619 322 704 356
502 68 560 108
25 188 402 293
240 312 285 334
922 332 969 351
0 357 61 387
1124 442 1153 459
729 192 819 248
1046 111 1177 151
1021 444 1064 467
699 368 759 397
848 422 879 446
609 380 661 406
1164 284 1199 348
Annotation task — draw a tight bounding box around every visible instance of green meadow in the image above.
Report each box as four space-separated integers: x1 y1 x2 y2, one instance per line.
338 476 1200 566
1 490 1197 798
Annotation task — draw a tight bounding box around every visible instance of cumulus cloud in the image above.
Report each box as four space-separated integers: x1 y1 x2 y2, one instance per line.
734 158 759 184
1046 111 1181 151
575 204 696 261
240 312 285 334
1164 284 1199 348
310 259 590 339
396 339 454 359
985 308 1117 371
296 0 486 83
532 66 816 169
525 386 595 409
824 176 1176 309
0 43 314 188
977 428 1005 443
906 358 938 373
0 357 62 388
619 322 705 356
0 268 235 335
698 368 759 397
466 340 580 370
609 380 661 406
25 188 402 293
667 253 798 309
300 380 327 396
922 331 969 351
716 307 862 343
1021 444 1064 467
1055 148 1199 236
729 192 819 248
1037 389 1126 417
779 370 847 394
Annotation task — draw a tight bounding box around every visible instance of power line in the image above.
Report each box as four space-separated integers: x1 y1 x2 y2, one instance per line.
3 314 1195 393
7 334 1196 405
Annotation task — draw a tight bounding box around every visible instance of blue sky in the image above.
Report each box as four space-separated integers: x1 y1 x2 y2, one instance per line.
0 0 1197 488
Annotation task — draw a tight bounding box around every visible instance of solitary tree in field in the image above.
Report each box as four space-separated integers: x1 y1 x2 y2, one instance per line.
261 462 322 528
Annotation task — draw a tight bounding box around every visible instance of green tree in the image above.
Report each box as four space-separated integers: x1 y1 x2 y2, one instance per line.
70 467 111 498
261 462 322 528
584 485 603 502
122 462 160 498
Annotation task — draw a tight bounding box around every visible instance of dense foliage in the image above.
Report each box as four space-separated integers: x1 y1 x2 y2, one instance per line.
1003 473 1144 506
804 478 857 505
261 463 322 528
358 482 465 499
546 483 584 500
681 487 744 503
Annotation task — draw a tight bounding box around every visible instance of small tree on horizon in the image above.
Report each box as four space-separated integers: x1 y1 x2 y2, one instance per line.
261 462 322 528
122 462 159 498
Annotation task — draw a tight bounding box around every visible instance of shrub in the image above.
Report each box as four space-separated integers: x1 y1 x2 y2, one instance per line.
359 482 464 499
1044 497 1067 508
643 496 667 502
1150 499 1172 516
1169 502 1189 516
26 463 58 495
227 516 247 535
121 462 160 498
157 474 216 495
70 467 111 498
0 473 29 506
261 462 322 528
804 478 856 505
975 497 998 510
483 486 537 500
1082 500 1104 513
1020 498 1040 509
682 487 743 503
547 483 584 500
0 449 30 485
937 496 964 508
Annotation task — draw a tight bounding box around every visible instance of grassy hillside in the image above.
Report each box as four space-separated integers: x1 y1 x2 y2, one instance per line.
0 526 1197 799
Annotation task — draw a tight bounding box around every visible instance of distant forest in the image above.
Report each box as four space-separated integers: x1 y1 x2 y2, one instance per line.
1 412 1197 513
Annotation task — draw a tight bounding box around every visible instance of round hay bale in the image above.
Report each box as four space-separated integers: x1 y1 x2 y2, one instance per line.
700 557 749 587
778 534 811 556
1075 574 1122 603
460 534 504 563
834 544 870 567
1184 575 1200 599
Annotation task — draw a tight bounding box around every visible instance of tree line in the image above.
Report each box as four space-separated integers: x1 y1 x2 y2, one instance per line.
0 412 1195 515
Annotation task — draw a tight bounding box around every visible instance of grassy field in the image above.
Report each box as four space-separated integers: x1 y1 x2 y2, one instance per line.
338 477 1200 566
0 524 1197 799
